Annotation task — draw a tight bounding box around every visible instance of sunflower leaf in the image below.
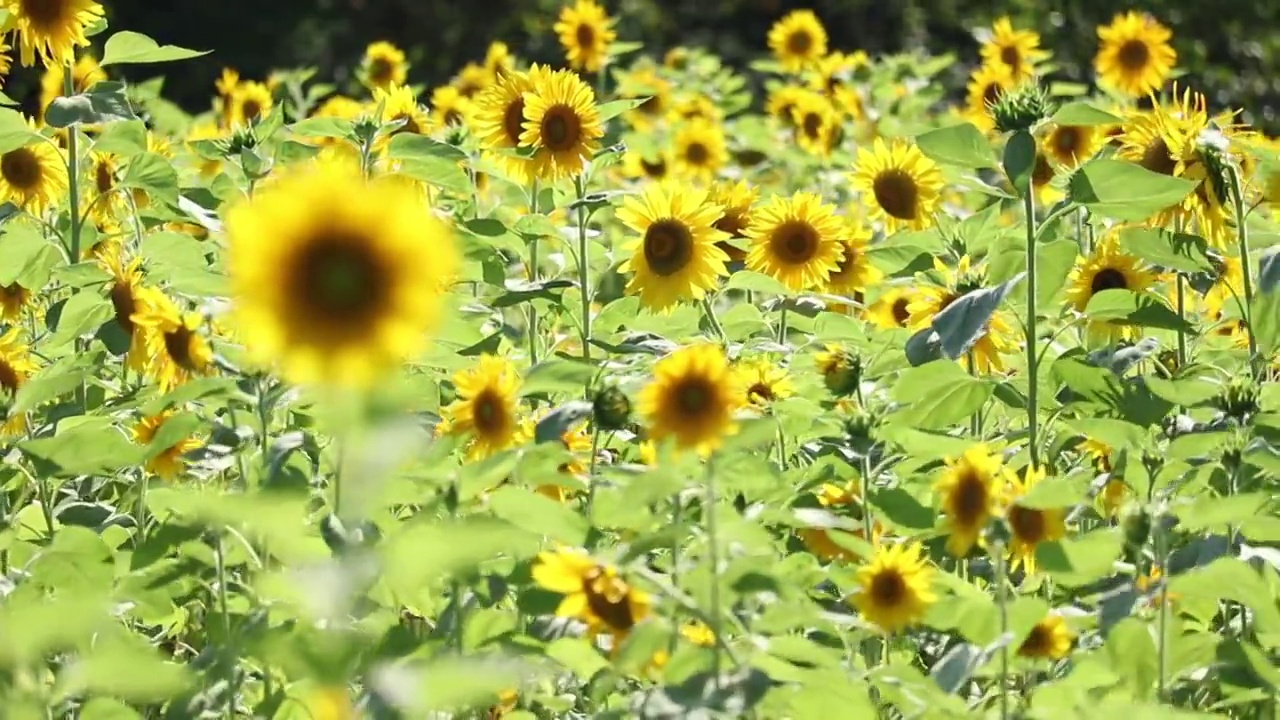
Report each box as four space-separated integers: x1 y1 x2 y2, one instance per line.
723 271 792 297
1259 248 1280 295
1118 227 1213 273
388 132 467 162
534 401 594 444
1254 291 1280 356
122 152 179 206
45 82 138 128
20 424 145 478
930 273 1024 360
1002 130 1036 197
889 360 993 430
290 117 355 140
914 122 996 170
597 97 649 124
488 486 589 546
1084 289 1195 333
1051 102 1123 126
1069 159 1197 222
100 31 210 66
46 291 114 347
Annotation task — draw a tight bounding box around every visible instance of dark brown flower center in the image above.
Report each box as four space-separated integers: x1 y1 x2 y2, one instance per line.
801 112 823 139
674 377 713 417
640 157 667 179
643 219 693 276
1018 624 1052 657
288 233 390 334
582 568 636 632
786 30 813 56
20 0 67 27
872 169 919 221
472 389 507 435
163 325 199 371
444 109 463 126
575 23 597 51
241 99 263 123
869 569 906 606
369 57 394 84
541 106 582 152
1000 46 1021 74
1090 268 1128 293
0 358 18 393
95 160 114 194
770 220 819 265
1052 127 1081 157
1118 39 1151 71
951 469 989 525
684 141 710 167
110 281 136 335
2 148 42 191
982 82 1004 107
714 210 749 239
1008 504 1046 545
748 382 773 404
892 297 911 326
502 98 526 144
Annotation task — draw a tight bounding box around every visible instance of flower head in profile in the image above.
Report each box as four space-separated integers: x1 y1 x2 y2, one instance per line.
1017 614 1073 660
533 547 652 641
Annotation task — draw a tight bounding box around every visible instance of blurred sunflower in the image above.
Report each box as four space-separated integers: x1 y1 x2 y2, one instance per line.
0 282 31 322
980 17 1048 82
0 131 68 215
800 523 881 564
215 67 239 106
374 83 430 141
474 69 537 184
638 344 741 455
620 148 669 183
766 84 809 128
452 62 491 99
554 0 615 74
672 118 727 184
185 121 228 180
225 158 458 386
617 63 671 131
745 191 844 292
852 542 936 633
361 41 408 91
616 181 730 311
2 0 103 66
440 355 525 460
1042 122 1102 170
825 220 882 300
542 418 593 498
38 53 104 118
520 67 603 182
935 444 1003 557
906 256 1018 373
851 138 945 234
789 91 841 158
229 80 273 127
131 411 203 480
807 51 867 120
85 151 121 218
130 288 214 392
965 63 1015 134
428 84 473 129
669 92 722 125
1095 11 1176 99
1030 145 1063 205
102 251 148 371
1203 253 1245 318
735 358 794 408
312 94 365 122
533 547 652 641
1017 615 1073 660
867 286 916 330
1064 233 1159 343
767 9 827 73
0 328 37 437
1004 465 1067 575
707 179 756 263
484 40 514 79
814 343 860 396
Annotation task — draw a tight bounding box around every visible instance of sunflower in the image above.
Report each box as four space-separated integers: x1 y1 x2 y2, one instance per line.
789 91 842 157
0 328 38 437
851 542 937 634
906 256 1019 374
616 182 730 311
825 220 883 299
707 179 756 263
735 358 795 408
1204 253 1245 318
0 282 31 322
638 344 741 455
867 286 917 330
620 148 670 183
980 17 1048 82
1017 615 1073 660
2 0 103 66
428 84 474 129
484 40 514 79
473 69 537 184
965 63 1015 134
813 343 860 396
1042 122 1102 170
671 118 727 184
1078 437 1113 474
618 64 672 131
1064 232 1159 343
669 92 722 125
744 192 844 292
530 418 592 503
225 158 458 386
360 41 408 91
935 444 1004 557
439 355 524 460
131 288 214 393
1030 145 1063 205
38 53 104 118
85 150 122 219
554 0 615 74
767 9 828 73
1004 465 1067 575
1095 12 1177 99
851 138 945 234
101 251 149 371
452 62 491 99
84 215 122 261
806 51 867 120
766 84 809 128
229 81 273 128
519 67 604 182
131 411 203 480
532 547 652 640
185 121 228 180
0 129 68 215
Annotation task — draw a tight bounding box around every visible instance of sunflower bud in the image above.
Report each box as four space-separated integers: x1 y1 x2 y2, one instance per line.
1121 505 1151 558
1213 377 1260 423
989 82 1054 135
352 115 382 147
815 345 862 397
592 385 632 431
844 405 881 453
223 123 260 157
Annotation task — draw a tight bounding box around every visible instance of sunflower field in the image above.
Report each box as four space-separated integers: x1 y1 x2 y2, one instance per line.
2 0 1280 718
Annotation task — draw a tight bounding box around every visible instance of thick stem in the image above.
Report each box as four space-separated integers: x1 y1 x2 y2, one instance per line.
214 531 234 720
700 297 727 345
1156 524 1169 700
1227 166 1260 371
1023 188 1040 467
1175 275 1189 369
995 543 1010 720
704 462 723 688
859 453 875 545
778 301 789 344
64 64 81 262
575 176 592 360
668 492 683 654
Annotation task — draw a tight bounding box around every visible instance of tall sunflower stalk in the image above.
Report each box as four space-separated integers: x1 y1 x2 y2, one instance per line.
574 175 593 360
1226 165 1259 370
63 61 82 262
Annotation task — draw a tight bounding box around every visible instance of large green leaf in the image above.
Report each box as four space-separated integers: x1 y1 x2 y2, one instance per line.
122 152 179 205
100 31 210 65
889 360 993 430
1106 618 1159 700
19 423 143 477
1034 528 1123 586
44 82 138 127
1069 159 1196 222
1084 289 1195 333
1051 102 1123 126
915 122 997 170
1118 227 1213 274
487 486 589 546
1003 130 1036 197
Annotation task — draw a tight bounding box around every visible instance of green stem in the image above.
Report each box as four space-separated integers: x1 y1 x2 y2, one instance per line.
1156 523 1169 700
700 296 727 345
528 179 541 365
136 477 148 543
214 530 234 720
778 301 789 344
584 427 601 523
1175 274 1188 369
1227 166 1260 373
859 453 874 545
1023 187 1040 467
704 461 723 688
995 543 1010 720
667 492 683 654
63 63 81 262
574 176 592 360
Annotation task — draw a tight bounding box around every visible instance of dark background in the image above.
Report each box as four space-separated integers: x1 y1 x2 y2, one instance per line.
8 0 1280 131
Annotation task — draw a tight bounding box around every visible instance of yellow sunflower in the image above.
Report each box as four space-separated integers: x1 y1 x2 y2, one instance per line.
934 444 1004 557
620 148 670 183
554 0 616 74
965 63 1015 134
638 344 742 455
131 410 203 481
744 191 845 292
184 121 228 180
852 542 937 634
825 220 883 299
374 83 431 139
532 547 652 641
0 328 38 437
867 286 917 330
1095 12 1177 99
851 138 945 234
0 129 68 215
789 91 842 158
766 84 809 128
615 181 730 311
225 158 458 386
361 41 408 91
484 40 514 79
2 0 103 66
1064 232 1159 343
519 67 604 182
85 150 123 220
671 118 728 184
1004 465 1067 576
1042 122 1102 170
707 179 757 263
0 282 31 322
618 64 672 131
980 17 1048 82
767 9 828 73
229 81 273 128
439 355 524 461
1204 254 1245 318
669 92 722 125
538 417 593 501
473 69 537 184
428 84 474 129
131 288 214 393
813 343 860 396
1017 615 1073 660
39 53 104 118
101 251 149 371
735 358 795 408
806 51 867 120
906 256 1019 374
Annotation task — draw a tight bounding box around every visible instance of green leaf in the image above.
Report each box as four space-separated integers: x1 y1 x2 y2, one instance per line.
90 119 149 157
1259 249 1279 294
1051 102 1123 126
1069 159 1196 222
19 423 144 478
487 486 589 546
521 360 598 397
0 222 61 288
493 279 574 308
1106 617 1159 700
12 356 95 415
80 698 143 720
1255 290 1280 357
388 132 467 162
915 122 997 170
1035 528 1123 586
0 108 40 154
597 97 649 124
64 633 193 701
1117 227 1212 273
889 360 993 430
290 117 354 140
1017 473 1088 508
867 230 943 276
1175 492 1270 532
724 270 792 296
869 487 936 532
122 152 179 205
1003 130 1036 196
100 31 210 66
1144 368 1221 407
931 274 1023 360
44 82 138 127
545 638 610 680
1170 558 1280 636
395 156 471 194
1085 289 1195 333
1037 238 1082 306
48 290 113 345
53 261 112 288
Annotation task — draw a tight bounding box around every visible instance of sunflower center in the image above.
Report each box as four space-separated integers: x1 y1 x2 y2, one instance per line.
952 469 989 524
1032 153 1054 186
397 113 423 135
871 169 919 221
18 0 67 27
540 106 582 152
869 569 906 606
110 282 136 335
1 148 43 191
1019 625 1051 656
674 377 714 416
471 389 507 436
770 220 819 265
1052 128 1081 156
0 358 18 393
95 161 114 194
369 58 393 84
444 109 463 126
1140 139 1176 176
714 210 748 239
289 233 390 330
242 99 263 122
643 219 694 276
163 326 199 371
684 141 710 166
640 157 666 179
786 30 813 56
748 382 774 403
639 94 662 115
1008 504 1047 545
582 568 636 632
575 22 597 51
1000 46 1021 73
891 297 911 326
801 112 823 139
1117 39 1151 71
834 245 859 278
1090 268 1128 293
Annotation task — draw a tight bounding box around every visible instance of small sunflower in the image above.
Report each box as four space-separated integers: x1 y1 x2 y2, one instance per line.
617 64 672 131
620 148 670 183
638 344 741 455
744 191 845 292
867 286 917 330
229 81 273 128
428 84 474 129
852 542 937 634
474 69 537 184
980 17 1048 82
440 355 524 461
671 118 728 184
131 411 203 480
0 129 69 215
226 158 458 386
906 256 1019 374
1004 465 1067 576
532 547 652 641
813 343 860 396
707 179 757 263
373 83 430 143
1078 437 1113 474
38 53 104 118
669 92 722 125
101 251 149 371
1064 233 1159 343
1042 122 1102 170
851 138 945 234
615 182 730 311
935 444 1004 557
0 328 38 437
766 84 809 128
789 91 842 157
359 41 407 92
519 67 604 182
735 358 795 408
825 220 883 299
0 282 32 322
554 0 616 74
484 40 514 79
131 288 214 393
1095 12 1177 99
2 0 104 66
965 63 1015 134
767 9 828 73
806 51 867 120
1017 614 1073 660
